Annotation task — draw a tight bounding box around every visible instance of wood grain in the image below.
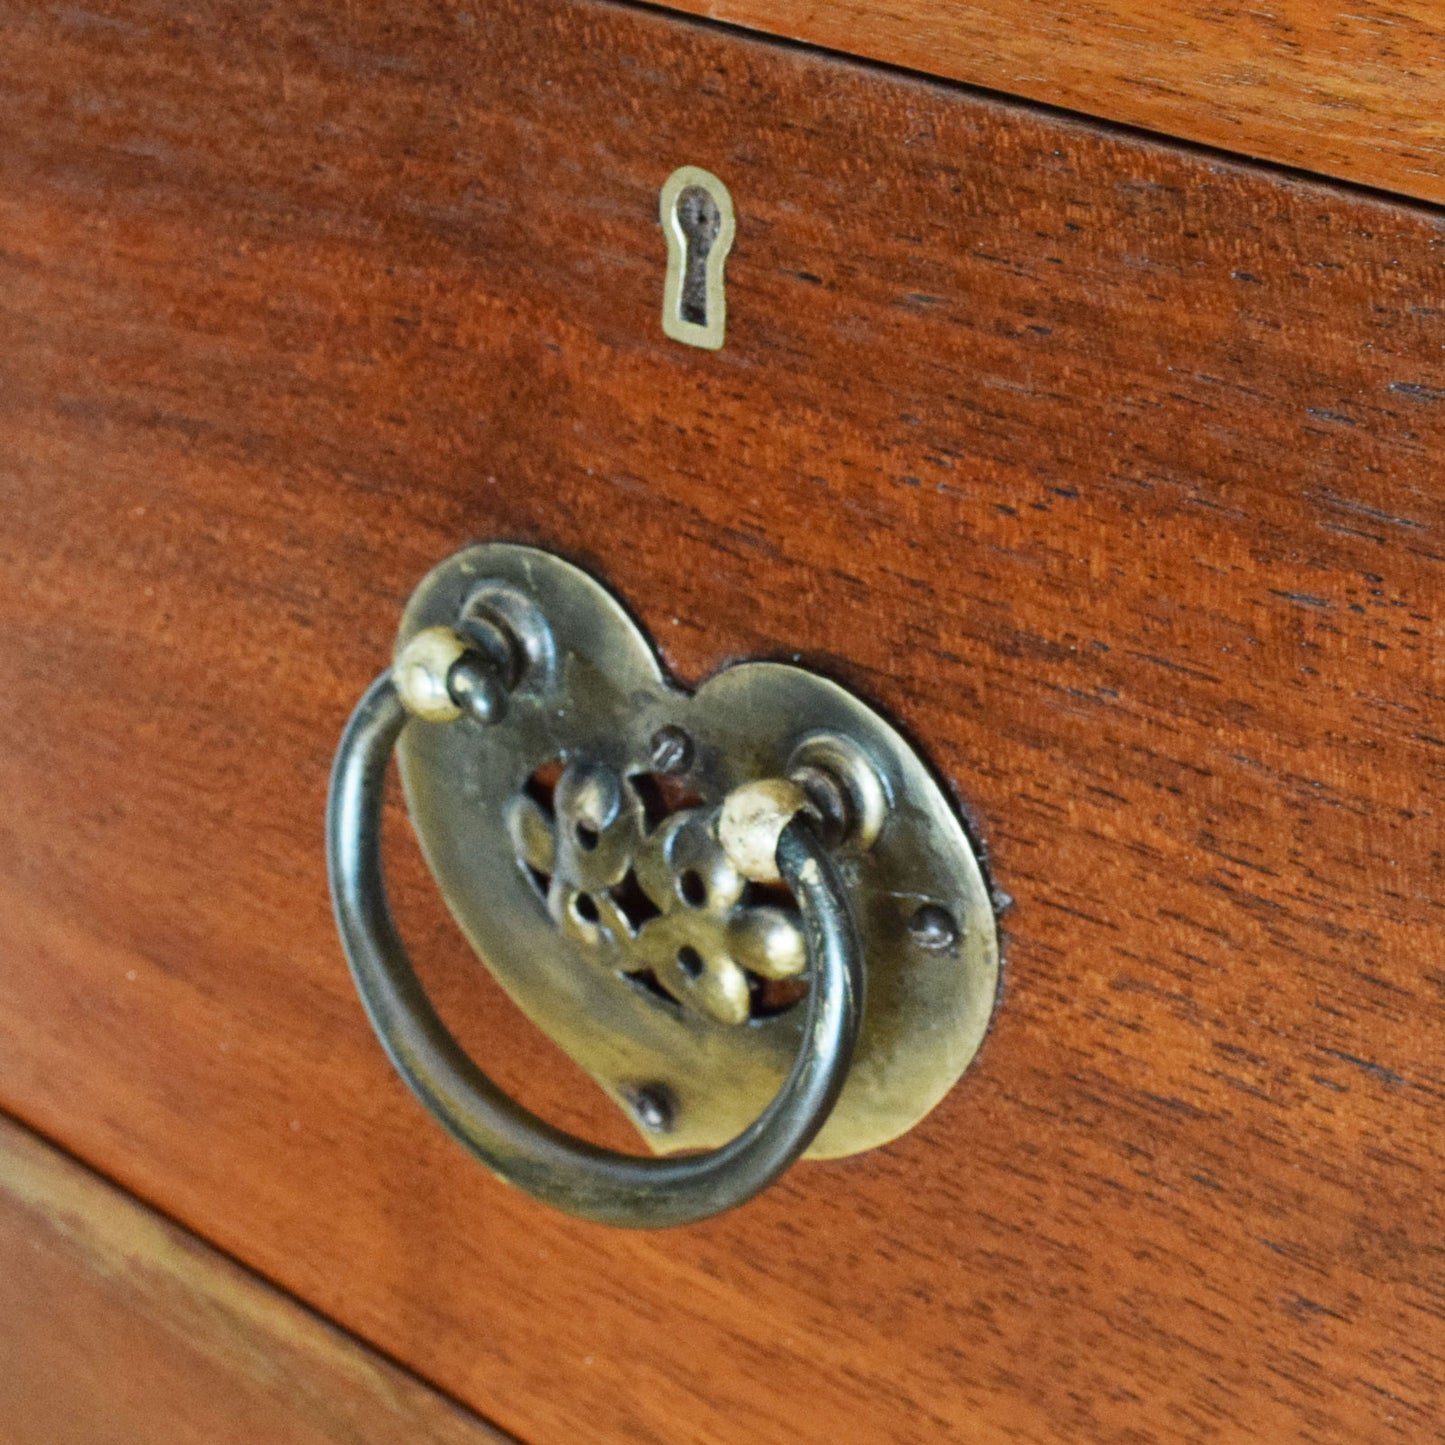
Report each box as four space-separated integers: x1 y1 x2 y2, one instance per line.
0 0 1443 1441
651 0 1445 207
0 1113 511 1445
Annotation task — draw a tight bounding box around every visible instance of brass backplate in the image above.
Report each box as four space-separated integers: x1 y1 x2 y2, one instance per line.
396 544 998 1159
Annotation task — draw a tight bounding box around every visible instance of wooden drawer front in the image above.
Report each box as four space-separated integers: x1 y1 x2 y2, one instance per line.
1 1 1442 1441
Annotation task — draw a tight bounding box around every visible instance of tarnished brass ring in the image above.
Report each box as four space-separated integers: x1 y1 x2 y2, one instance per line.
325 671 865 1229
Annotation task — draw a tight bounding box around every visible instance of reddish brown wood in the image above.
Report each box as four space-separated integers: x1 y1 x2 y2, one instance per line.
653 0 1445 207
0 1114 510 1444
0 1 1442 1441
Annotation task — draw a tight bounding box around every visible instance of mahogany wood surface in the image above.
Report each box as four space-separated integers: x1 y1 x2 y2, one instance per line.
0 0 1443 1441
0 1112 511 1445
649 0 1445 208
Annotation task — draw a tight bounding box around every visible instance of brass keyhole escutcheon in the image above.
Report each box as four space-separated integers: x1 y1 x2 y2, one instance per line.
660 166 735 350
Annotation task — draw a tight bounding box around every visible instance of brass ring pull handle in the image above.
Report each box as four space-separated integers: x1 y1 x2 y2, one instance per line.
324 544 999 1228
326 669 864 1229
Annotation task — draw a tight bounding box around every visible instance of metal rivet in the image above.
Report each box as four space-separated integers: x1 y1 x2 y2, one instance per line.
447 653 509 725
907 904 959 952
624 1083 676 1134
649 724 694 775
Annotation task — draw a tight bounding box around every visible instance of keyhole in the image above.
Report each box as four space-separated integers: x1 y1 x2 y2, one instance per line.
659 166 735 350
676 186 721 327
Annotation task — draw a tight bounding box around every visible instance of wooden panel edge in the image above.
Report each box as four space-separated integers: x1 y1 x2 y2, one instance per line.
0 1111 514 1445
641 0 1445 208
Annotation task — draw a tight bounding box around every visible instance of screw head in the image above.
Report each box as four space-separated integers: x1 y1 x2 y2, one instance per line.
649 725 694 775
908 903 959 952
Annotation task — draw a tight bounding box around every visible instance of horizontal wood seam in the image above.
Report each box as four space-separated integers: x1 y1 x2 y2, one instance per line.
625 0 1445 215
0 1103 523 1445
